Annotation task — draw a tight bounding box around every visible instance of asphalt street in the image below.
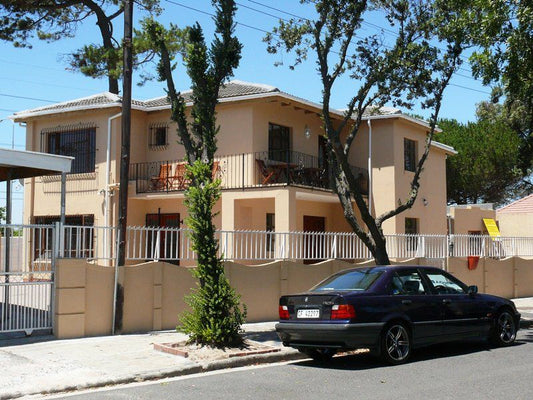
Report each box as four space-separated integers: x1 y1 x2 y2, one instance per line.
53 327 533 400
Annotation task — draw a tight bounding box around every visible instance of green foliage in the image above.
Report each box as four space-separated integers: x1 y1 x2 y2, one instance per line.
179 161 246 346
438 118 521 205
0 206 4 223
145 0 245 347
468 0 532 184
0 0 161 93
265 0 477 265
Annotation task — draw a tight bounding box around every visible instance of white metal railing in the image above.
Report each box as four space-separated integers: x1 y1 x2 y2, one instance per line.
27 225 533 263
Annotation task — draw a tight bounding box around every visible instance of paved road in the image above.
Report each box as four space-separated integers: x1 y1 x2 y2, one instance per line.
56 328 533 400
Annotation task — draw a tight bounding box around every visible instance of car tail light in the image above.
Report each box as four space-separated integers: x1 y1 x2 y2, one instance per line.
331 304 355 320
279 305 290 320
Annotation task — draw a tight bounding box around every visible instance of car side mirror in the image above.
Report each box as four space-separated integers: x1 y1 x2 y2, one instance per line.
467 285 478 296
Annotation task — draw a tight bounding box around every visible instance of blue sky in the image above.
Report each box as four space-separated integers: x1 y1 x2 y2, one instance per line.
0 0 494 223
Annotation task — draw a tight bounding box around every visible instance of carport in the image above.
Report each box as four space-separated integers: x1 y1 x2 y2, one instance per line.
0 147 72 334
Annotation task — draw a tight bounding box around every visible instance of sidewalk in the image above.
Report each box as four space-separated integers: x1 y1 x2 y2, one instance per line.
0 322 303 400
1 299 532 400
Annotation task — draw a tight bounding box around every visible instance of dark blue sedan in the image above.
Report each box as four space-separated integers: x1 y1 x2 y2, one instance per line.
276 265 520 364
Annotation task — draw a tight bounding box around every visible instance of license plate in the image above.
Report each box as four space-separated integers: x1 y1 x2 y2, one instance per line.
297 309 320 318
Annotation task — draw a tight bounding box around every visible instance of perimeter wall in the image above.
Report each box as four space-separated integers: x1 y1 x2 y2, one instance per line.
54 257 533 339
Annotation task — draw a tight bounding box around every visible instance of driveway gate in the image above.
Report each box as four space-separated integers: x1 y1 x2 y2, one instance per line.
0 225 55 334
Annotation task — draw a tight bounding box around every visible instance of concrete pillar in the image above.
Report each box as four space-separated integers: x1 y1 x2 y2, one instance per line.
221 192 236 231
274 188 297 232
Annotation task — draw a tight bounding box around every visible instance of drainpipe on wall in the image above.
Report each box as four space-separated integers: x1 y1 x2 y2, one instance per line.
105 112 122 260
367 119 373 215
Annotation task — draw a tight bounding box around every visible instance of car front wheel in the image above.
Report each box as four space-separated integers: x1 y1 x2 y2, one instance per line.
490 310 517 346
381 322 411 365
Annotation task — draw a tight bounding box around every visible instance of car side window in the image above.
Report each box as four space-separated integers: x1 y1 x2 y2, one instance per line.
425 272 466 294
390 271 426 295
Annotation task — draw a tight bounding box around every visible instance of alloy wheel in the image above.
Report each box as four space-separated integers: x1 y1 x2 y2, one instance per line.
384 324 410 363
497 311 516 344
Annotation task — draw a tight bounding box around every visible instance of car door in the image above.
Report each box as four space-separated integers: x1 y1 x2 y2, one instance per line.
388 269 443 345
422 269 490 339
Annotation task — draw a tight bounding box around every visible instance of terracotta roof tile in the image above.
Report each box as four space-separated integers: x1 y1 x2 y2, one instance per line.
497 194 533 214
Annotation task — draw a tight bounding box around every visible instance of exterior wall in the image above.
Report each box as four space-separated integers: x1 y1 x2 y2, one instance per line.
251 101 324 155
497 212 533 237
449 207 497 235
22 99 450 238
54 256 533 338
391 119 448 235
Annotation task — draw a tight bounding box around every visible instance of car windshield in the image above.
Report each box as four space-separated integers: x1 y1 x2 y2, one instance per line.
310 269 383 292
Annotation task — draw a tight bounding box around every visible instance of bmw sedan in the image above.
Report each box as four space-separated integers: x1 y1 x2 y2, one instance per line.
276 265 520 364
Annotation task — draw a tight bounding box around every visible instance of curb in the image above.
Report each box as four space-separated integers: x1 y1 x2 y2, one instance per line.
0 349 305 400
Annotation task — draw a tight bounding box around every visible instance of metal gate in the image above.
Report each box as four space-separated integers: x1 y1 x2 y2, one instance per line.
0 225 55 334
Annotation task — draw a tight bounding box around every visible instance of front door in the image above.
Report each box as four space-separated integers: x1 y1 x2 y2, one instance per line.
303 216 325 264
146 213 180 265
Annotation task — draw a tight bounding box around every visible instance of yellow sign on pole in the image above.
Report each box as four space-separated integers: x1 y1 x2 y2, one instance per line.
483 218 501 239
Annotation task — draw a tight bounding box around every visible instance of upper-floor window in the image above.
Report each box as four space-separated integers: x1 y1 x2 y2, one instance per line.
149 122 168 149
41 124 96 174
269 123 291 162
404 138 417 172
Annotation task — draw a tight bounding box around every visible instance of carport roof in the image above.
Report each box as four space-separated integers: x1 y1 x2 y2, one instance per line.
0 147 73 181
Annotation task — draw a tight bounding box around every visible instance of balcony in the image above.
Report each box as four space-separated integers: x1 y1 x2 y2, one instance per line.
130 150 368 195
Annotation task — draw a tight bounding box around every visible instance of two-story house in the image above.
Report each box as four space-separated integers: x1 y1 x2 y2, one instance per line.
11 81 455 254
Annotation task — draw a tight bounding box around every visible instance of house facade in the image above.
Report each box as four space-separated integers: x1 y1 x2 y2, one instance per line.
12 81 454 241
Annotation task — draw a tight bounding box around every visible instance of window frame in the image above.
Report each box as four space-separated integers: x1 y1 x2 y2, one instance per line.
43 125 96 174
404 138 417 172
268 122 292 162
149 122 169 149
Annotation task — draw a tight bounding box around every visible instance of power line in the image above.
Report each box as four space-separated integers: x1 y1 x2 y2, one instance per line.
0 76 93 93
244 0 475 75
165 0 488 95
0 93 58 103
0 58 66 72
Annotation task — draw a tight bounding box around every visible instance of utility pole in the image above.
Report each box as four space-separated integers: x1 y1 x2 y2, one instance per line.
117 0 133 267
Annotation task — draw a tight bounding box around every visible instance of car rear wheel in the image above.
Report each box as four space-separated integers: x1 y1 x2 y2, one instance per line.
490 310 517 346
381 322 411 365
299 347 337 362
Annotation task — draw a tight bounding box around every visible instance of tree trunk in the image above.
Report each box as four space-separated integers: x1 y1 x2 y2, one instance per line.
373 245 391 265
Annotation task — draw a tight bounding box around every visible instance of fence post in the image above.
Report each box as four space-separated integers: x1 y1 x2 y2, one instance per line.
332 233 337 259
54 221 62 259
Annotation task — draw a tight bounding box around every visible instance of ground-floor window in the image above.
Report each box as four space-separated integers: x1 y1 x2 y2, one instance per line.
405 217 419 251
266 213 275 252
32 214 94 259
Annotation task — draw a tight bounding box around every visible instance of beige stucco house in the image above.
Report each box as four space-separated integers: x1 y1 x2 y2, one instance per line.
11 80 455 240
497 194 533 237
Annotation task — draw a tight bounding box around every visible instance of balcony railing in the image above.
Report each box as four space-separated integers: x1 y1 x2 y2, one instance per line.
130 150 369 194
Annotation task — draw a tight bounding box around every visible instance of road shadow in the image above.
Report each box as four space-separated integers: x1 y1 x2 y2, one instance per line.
293 339 527 371
0 330 54 347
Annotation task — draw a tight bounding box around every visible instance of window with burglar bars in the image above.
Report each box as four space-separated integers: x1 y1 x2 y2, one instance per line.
404 138 417 172
149 122 169 148
33 215 94 259
41 124 96 174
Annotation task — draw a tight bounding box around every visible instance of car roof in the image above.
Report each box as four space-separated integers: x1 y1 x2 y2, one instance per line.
341 265 444 274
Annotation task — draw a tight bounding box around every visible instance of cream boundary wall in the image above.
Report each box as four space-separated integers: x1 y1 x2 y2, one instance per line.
54 256 533 339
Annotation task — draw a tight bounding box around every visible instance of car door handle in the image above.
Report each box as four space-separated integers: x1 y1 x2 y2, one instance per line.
402 300 412 305
442 299 452 305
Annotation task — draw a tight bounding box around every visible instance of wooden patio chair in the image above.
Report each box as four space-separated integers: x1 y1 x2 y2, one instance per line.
255 159 276 184
170 162 189 190
212 161 221 180
150 163 172 190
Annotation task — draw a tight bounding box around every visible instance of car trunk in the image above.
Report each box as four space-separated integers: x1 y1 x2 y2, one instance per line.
281 293 344 321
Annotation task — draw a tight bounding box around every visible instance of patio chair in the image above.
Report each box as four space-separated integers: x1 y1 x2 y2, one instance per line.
212 161 221 180
170 162 189 190
255 159 276 184
150 163 172 190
